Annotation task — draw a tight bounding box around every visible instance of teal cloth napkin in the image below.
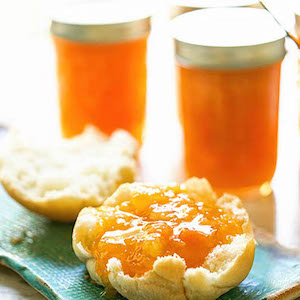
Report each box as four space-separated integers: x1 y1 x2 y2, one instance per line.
1 185 300 300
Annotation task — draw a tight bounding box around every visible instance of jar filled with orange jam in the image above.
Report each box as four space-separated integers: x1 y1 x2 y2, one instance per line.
172 8 286 192
51 1 151 142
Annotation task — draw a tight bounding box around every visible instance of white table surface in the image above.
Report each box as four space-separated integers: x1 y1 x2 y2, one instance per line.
0 266 43 300
1 2 300 299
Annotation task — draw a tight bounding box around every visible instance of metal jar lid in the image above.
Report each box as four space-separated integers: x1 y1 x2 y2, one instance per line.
50 0 152 43
172 8 287 69
170 0 262 19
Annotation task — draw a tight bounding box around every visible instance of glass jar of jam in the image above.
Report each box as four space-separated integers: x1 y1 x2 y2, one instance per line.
51 1 151 142
172 8 286 192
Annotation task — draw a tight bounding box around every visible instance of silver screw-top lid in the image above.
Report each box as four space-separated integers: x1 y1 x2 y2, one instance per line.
172 8 286 69
51 0 152 43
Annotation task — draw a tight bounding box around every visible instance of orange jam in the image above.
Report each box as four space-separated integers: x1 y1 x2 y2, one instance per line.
178 62 282 191
53 35 148 142
88 185 244 282
172 8 286 192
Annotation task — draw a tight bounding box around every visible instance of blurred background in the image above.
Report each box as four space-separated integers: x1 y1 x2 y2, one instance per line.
0 0 300 248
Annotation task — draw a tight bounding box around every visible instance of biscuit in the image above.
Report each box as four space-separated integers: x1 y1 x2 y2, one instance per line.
73 178 255 300
0 126 138 222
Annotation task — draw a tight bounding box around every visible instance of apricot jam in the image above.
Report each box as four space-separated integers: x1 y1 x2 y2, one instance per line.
53 36 148 142
178 62 281 190
51 1 151 143
88 185 244 282
172 8 286 191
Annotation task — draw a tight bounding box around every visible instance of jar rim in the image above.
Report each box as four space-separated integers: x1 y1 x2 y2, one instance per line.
50 0 152 43
172 8 286 69
51 18 151 43
172 8 286 47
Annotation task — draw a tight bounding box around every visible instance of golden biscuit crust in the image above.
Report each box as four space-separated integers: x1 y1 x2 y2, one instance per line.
73 178 255 300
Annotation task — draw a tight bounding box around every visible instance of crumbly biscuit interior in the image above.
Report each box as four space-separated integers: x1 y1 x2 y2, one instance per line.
0 127 137 203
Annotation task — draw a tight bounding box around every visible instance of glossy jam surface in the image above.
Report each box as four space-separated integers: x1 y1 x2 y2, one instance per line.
88 185 244 282
177 62 282 191
53 35 148 142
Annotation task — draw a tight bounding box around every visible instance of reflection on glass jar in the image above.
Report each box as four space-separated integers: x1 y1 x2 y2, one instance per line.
172 8 286 192
295 9 300 131
51 1 151 142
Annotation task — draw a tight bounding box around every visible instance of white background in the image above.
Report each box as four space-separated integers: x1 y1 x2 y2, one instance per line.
0 0 300 298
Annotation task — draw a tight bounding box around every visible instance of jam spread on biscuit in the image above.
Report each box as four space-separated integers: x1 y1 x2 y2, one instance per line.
88 185 244 282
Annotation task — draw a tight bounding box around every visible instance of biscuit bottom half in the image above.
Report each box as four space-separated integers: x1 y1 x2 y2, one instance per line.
73 178 255 300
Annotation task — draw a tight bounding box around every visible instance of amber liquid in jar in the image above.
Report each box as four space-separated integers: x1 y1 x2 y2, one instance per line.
178 62 282 191
53 35 148 142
